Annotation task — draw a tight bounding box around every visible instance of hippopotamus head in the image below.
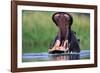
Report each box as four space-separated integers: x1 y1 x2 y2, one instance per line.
52 12 73 45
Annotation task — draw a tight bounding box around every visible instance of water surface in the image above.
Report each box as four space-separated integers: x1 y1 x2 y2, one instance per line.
22 50 90 62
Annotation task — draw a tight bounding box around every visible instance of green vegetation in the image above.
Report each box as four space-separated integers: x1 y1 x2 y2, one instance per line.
22 10 90 53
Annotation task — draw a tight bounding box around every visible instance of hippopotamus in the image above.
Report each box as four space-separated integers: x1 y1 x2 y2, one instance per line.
49 12 80 54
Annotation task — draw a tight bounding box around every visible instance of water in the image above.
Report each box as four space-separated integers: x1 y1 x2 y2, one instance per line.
22 50 90 62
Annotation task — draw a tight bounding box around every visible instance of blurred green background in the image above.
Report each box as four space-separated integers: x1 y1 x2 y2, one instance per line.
22 10 90 53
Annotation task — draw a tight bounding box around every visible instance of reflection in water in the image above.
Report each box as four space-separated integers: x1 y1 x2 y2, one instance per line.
50 54 80 61
22 50 90 62
69 54 80 60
